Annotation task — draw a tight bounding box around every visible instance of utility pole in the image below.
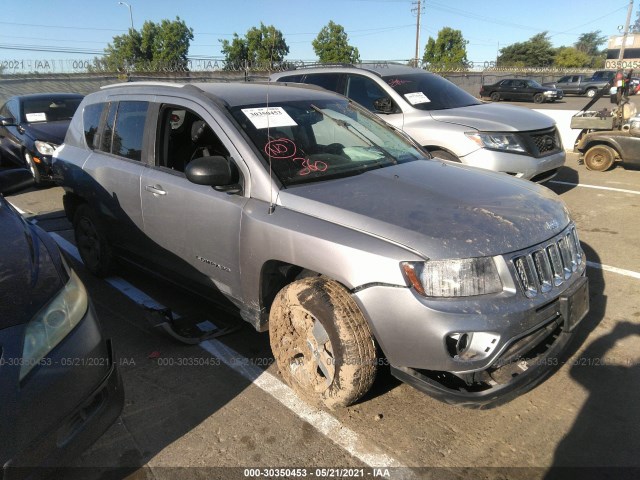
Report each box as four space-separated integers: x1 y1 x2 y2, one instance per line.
619 0 634 61
118 1 134 31
412 1 423 67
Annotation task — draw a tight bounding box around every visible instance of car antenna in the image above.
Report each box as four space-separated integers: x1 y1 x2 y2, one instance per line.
266 30 278 215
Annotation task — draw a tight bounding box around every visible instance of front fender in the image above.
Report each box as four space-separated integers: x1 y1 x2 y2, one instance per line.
239 198 422 313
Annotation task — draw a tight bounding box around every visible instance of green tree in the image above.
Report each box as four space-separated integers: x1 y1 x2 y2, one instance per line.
97 17 193 72
220 23 289 70
497 32 555 67
574 30 607 56
554 47 591 68
422 27 468 69
140 18 193 70
312 21 360 63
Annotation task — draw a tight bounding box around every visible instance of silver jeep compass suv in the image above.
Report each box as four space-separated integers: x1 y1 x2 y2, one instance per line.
54 81 588 409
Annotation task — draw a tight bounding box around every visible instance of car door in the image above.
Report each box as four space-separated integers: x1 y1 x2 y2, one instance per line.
513 80 529 100
554 76 572 93
81 100 149 258
497 80 514 100
139 99 249 301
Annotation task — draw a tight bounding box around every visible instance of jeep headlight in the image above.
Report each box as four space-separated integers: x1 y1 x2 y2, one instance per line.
20 270 89 380
34 140 57 156
465 132 526 153
401 258 502 297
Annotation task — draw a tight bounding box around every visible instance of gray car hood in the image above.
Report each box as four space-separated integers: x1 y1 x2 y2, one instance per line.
278 160 570 259
429 103 555 132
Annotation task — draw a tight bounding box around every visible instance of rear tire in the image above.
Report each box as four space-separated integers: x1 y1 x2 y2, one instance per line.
533 93 544 104
490 92 500 102
584 145 616 171
73 204 114 277
269 277 377 409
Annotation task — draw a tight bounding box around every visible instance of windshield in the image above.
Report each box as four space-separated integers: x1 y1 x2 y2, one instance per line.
21 97 82 123
229 99 426 187
526 80 543 88
382 72 481 111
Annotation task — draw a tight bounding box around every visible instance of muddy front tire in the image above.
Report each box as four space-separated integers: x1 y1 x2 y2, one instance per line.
269 277 377 409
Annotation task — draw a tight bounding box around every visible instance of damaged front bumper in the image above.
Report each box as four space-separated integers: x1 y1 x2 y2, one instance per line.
352 242 589 408
392 277 588 409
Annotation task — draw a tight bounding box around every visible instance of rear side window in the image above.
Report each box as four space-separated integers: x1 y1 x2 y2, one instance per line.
83 103 105 150
277 74 304 83
304 74 342 93
98 101 148 161
113 101 148 161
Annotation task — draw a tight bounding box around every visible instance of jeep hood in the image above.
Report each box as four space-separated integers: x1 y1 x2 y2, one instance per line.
429 103 556 132
278 160 570 259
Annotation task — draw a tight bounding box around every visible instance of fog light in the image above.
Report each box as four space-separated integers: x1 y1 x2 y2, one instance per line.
446 332 501 361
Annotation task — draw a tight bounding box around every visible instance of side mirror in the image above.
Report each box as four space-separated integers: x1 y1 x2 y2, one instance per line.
185 156 241 193
0 169 34 196
0 116 17 127
373 97 394 114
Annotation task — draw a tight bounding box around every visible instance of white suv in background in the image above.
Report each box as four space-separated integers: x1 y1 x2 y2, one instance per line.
271 64 565 183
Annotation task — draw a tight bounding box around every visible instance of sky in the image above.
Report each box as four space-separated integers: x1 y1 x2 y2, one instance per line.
0 0 635 71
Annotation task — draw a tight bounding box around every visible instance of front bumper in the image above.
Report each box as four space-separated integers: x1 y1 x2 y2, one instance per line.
462 147 565 182
544 90 563 100
352 238 588 407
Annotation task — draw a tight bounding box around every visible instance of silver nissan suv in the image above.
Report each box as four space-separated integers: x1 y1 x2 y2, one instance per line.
271 63 565 183
53 81 588 409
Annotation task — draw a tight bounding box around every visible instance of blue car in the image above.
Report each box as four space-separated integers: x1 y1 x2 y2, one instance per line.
0 169 123 477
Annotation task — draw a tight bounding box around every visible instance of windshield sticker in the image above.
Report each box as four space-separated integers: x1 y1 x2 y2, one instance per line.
404 92 431 105
26 112 47 122
242 107 298 129
387 78 411 88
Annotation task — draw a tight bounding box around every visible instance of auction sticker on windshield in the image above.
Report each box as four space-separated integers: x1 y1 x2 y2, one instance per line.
26 112 47 122
404 92 431 105
242 107 298 129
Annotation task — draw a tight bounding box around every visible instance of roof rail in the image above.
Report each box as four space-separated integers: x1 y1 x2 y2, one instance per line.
101 81 188 90
291 62 356 70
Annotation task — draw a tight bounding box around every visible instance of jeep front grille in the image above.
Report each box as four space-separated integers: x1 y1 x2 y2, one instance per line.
512 226 583 298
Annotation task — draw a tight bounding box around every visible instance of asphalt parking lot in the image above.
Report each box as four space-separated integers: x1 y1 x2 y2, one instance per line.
5 113 640 479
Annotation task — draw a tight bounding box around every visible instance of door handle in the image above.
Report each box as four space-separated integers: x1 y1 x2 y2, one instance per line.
145 185 167 196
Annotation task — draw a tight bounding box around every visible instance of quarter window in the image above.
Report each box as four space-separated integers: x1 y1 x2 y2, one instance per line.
83 103 105 150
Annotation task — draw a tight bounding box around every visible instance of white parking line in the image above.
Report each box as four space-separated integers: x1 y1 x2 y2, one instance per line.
48 232 410 472
587 261 640 280
550 180 640 195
